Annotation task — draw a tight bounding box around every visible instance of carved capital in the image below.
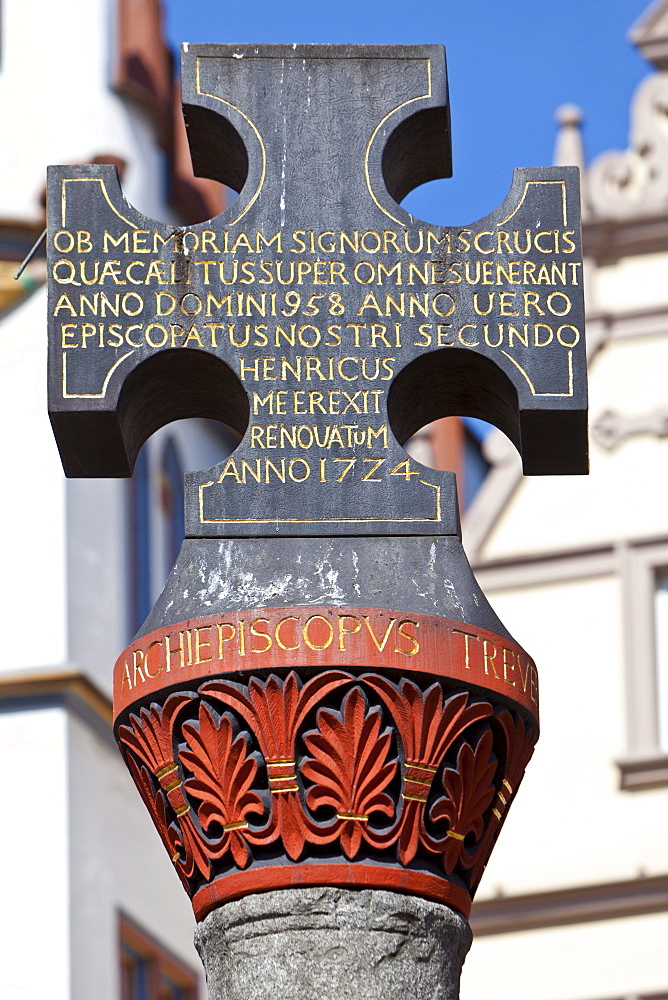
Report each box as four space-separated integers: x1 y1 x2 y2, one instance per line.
114 606 537 921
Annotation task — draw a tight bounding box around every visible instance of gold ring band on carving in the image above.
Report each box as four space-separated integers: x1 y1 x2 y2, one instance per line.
156 762 179 778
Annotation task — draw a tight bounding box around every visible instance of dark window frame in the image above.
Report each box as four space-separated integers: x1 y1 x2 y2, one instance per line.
119 912 198 1000
617 539 668 790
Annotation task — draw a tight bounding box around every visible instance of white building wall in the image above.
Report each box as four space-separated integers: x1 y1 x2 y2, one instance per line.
0 289 68 673
473 574 668 894
464 282 668 995
0 2 208 998
0 0 173 224
67 477 130 695
68 712 203 1000
0 0 178 681
464 156 668 1000
0 0 187 687
480 311 668 559
0 708 70 1000
464 912 668 1000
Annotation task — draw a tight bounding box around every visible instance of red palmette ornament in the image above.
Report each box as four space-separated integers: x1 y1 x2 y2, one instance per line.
114 593 538 922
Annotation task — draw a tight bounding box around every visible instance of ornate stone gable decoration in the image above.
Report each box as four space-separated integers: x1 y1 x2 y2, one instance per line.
587 0 668 221
46 43 587 993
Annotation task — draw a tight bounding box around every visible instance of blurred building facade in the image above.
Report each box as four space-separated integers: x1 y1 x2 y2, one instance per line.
2 1 668 999
457 3 668 997
0 1 224 998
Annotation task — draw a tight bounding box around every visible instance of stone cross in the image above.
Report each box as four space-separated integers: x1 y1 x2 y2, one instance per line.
47 44 587 539
47 46 588 1000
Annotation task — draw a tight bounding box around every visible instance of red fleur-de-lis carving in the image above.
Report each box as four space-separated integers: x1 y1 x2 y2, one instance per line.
203 671 350 760
202 671 350 860
118 693 211 879
363 676 493 863
124 754 190 890
301 686 397 860
497 711 537 794
116 666 537 911
430 729 497 872
118 694 194 773
362 679 490 766
180 705 265 869
469 710 537 891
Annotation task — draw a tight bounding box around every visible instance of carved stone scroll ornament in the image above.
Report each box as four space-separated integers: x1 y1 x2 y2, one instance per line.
592 406 668 450
590 0 668 219
588 72 668 219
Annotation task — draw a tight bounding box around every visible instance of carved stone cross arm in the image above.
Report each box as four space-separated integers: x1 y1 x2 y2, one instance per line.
47 44 587 538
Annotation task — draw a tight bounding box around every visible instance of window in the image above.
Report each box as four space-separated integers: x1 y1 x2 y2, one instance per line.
654 569 668 753
160 437 185 575
406 416 491 511
127 419 237 639
129 433 185 637
119 914 197 1000
617 540 668 789
129 446 153 636
462 418 491 509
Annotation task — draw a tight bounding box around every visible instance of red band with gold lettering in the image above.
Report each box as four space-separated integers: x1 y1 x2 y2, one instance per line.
114 606 538 723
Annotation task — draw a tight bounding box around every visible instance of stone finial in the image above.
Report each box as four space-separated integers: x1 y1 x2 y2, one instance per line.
554 105 586 167
554 104 590 217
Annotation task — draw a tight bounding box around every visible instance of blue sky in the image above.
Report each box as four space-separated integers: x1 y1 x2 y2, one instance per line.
164 0 652 226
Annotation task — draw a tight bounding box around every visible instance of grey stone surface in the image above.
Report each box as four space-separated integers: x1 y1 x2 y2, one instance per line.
139 534 515 642
48 46 587 509
195 887 472 1000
